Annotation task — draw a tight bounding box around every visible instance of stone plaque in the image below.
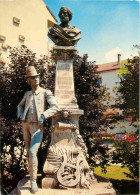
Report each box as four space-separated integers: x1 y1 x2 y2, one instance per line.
52 129 75 146
55 60 75 104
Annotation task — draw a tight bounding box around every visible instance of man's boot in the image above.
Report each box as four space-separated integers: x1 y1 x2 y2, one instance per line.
30 182 38 194
29 154 38 194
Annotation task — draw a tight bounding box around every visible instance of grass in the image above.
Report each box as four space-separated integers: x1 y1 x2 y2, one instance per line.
94 165 132 180
93 165 139 194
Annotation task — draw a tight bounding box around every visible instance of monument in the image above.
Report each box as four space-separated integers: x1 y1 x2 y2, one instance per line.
15 6 116 195
42 6 94 189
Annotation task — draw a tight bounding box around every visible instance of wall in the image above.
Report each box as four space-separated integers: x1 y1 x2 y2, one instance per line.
100 70 137 133
108 121 138 133
100 70 120 105
0 0 56 65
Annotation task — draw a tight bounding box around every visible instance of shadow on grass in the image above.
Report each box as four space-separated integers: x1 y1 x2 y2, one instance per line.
110 179 139 195
94 174 139 195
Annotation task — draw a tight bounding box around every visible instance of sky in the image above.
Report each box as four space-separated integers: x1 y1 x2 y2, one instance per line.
44 0 139 64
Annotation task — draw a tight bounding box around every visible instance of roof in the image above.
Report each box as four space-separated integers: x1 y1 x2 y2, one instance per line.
97 60 126 73
46 5 57 23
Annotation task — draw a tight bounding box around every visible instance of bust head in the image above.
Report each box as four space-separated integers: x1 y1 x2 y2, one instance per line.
48 6 81 46
58 7 72 24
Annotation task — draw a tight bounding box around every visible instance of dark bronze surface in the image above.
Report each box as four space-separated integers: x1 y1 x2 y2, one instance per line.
48 7 81 46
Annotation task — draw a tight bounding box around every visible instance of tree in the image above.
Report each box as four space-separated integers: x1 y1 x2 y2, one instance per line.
0 45 55 192
112 138 139 181
112 47 139 180
73 54 111 168
116 56 139 128
0 45 55 120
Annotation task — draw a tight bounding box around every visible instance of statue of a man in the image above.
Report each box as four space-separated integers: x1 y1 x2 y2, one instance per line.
48 7 81 46
17 66 59 193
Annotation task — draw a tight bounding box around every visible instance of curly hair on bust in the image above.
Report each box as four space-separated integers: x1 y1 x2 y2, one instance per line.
58 7 72 21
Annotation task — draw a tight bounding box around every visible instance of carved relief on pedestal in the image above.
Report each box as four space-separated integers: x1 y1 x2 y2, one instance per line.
44 144 92 189
43 118 95 189
53 46 77 61
57 146 90 188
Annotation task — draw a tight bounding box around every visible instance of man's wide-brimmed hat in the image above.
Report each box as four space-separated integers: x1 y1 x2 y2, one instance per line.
25 66 39 78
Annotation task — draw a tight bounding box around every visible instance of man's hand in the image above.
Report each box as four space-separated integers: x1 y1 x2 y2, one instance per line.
39 114 45 128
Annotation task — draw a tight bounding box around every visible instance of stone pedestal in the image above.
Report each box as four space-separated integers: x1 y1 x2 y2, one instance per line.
54 46 78 110
15 176 116 195
42 46 93 189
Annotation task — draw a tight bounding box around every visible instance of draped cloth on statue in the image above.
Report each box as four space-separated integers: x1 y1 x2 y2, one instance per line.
48 24 81 46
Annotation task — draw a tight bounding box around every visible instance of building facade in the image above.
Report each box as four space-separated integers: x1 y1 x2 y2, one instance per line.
0 0 57 65
97 55 137 133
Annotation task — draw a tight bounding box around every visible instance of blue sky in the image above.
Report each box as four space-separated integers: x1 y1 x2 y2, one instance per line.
44 0 139 64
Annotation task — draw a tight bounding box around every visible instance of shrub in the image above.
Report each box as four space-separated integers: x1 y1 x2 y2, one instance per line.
112 137 139 181
0 45 55 192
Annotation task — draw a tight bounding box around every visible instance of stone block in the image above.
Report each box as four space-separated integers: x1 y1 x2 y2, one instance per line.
2 43 8 49
42 175 58 189
13 17 20 24
19 35 25 41
0 35 6 41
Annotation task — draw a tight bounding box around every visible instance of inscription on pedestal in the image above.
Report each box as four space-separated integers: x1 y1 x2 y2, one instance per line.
55 60 75 104
52 129 75 146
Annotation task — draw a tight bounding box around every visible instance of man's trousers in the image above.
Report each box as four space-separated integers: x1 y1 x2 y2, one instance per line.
22 122 43 183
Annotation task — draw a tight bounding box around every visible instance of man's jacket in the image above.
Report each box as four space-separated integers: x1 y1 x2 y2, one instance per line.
17 86 59 121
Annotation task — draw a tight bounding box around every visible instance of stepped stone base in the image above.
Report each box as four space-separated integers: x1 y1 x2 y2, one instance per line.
15 176 116 195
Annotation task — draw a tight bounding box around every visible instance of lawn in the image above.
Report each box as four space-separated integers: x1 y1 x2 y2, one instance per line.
93 165 139 194
94 165 132 180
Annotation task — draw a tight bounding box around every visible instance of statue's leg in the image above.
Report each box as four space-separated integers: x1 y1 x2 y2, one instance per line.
22 121 31 163
29 122 43 193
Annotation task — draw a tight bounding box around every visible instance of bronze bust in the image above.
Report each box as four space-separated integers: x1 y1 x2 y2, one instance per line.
48 7 81 46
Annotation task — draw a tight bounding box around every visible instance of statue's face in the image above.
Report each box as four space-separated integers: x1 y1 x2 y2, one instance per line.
60 10 69 23
30 76 40 87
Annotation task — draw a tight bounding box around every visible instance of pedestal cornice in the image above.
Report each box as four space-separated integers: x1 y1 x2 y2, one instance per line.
53 45 77 61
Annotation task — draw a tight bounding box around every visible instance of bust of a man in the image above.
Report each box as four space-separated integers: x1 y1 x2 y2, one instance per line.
48 7 81 46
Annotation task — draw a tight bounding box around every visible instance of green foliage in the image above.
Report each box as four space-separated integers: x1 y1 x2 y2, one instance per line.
111 49 139 183
74 54 109 130
116 56 139 123
73 54 111 167
0 45 55 192
1 119 27 192
112 139 139 181
117 60 130 76
0 45 55 120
